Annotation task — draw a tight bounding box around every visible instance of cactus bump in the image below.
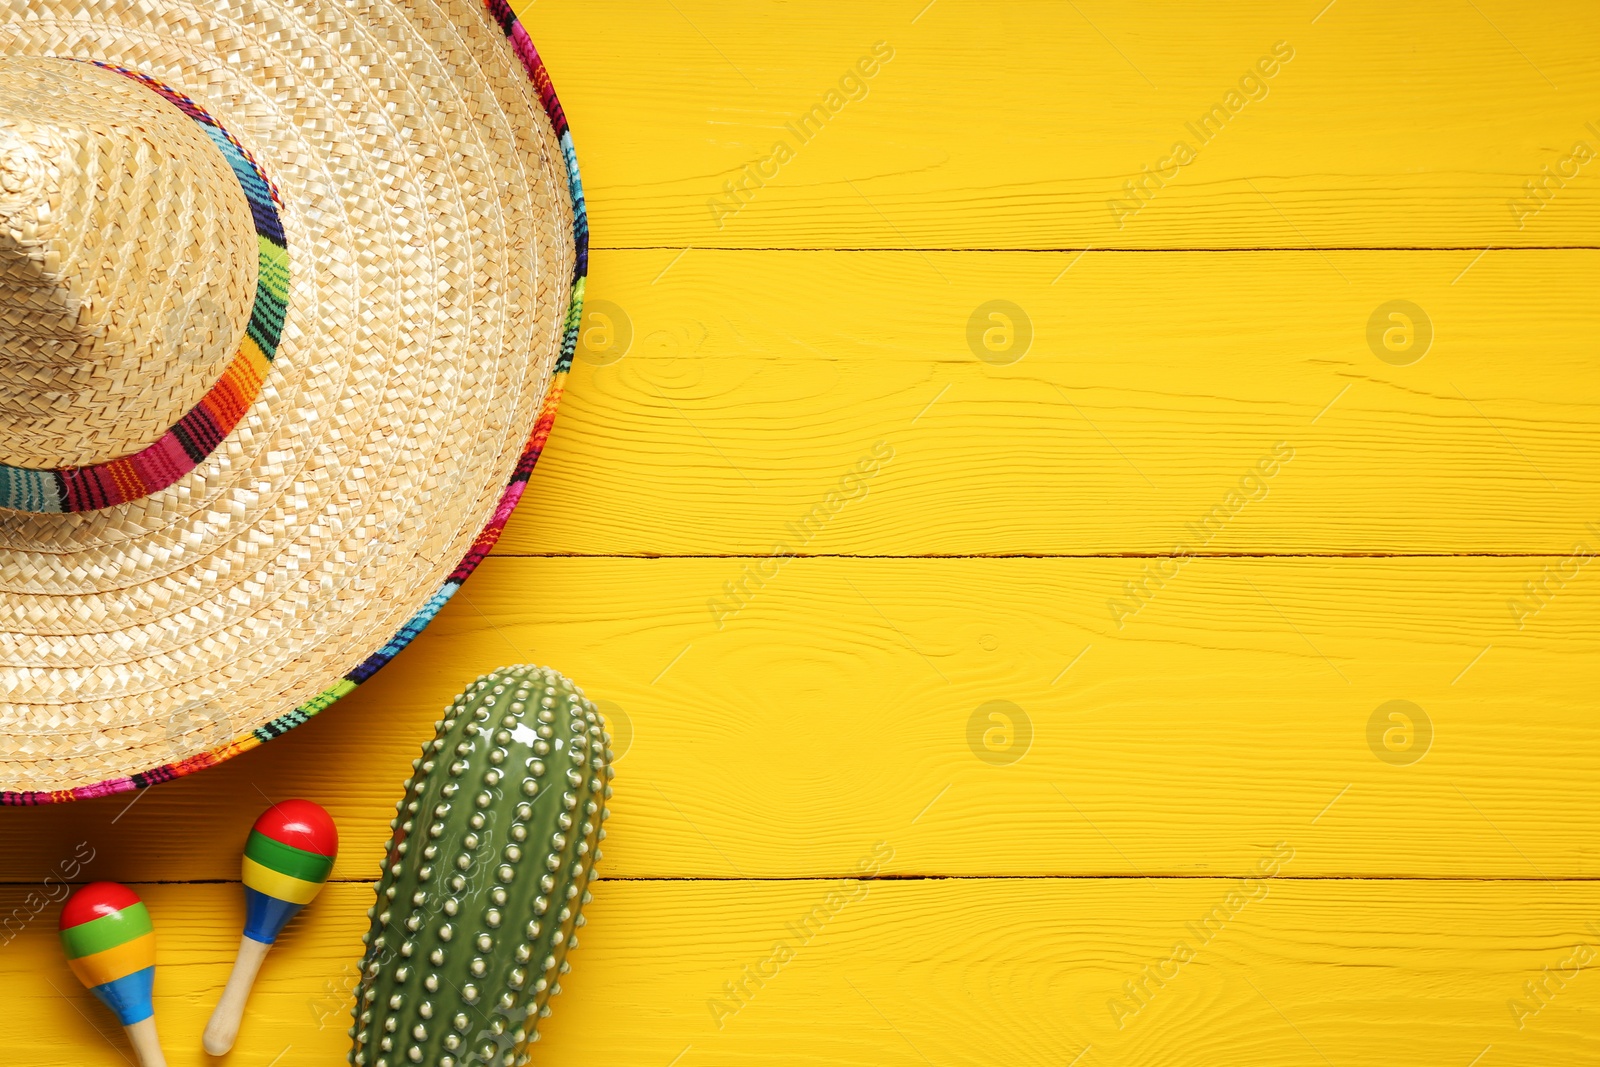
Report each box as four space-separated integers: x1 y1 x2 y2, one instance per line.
349 665 615 1067
205 799 339 1054
60 882 166 1067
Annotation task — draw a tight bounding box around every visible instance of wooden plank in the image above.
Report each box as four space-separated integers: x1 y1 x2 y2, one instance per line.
497 248 1600 556
525 0 1600 249
3 556 1596 882
2 879 1597 1065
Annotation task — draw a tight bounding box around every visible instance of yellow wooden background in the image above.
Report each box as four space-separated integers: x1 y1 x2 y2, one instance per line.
7 1 1600 1063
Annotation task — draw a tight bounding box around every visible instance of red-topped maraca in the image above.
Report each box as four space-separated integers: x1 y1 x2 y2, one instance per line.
59 882 166 1067
203 798 339 1055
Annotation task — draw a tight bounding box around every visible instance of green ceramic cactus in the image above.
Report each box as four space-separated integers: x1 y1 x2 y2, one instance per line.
349 665 614 1067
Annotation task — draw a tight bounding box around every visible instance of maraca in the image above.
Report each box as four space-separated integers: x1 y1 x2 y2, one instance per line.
59 882 166 1067
203 798 338 1055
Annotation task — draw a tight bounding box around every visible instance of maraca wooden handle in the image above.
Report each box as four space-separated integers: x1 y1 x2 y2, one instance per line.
202 936 271 1056
125 1017 167 1067
207 799 337 1056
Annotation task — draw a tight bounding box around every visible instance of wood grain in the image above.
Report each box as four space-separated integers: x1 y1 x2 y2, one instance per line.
3 880 1597 1066
3 556 1595 882
498 248 1600 556
15 1 1600 1063
527 0 1600 249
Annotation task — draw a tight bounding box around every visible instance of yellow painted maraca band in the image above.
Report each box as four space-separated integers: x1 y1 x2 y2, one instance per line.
242 855 323 905
66 931 156 988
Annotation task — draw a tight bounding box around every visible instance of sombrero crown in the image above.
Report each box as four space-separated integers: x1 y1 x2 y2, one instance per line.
0 0 586 802
0 57 281 513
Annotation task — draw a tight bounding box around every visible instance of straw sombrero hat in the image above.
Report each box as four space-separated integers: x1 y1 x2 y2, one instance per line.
0 0 587 802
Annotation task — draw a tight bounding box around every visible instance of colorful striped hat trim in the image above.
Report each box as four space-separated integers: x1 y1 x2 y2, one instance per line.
1 2 585 805
0 62 288 515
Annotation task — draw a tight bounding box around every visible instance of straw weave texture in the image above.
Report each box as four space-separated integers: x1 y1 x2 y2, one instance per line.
0 0 582 800
0 58 260 470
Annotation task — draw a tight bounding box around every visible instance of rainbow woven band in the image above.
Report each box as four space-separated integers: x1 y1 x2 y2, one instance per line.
0 63 288 514
60 899 157 1025
1 6 586 804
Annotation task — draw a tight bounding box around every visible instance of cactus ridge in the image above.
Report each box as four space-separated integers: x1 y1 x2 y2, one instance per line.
349 665 614 1067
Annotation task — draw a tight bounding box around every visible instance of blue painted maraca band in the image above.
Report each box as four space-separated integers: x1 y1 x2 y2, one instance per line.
242 887 304 945
89 966 157 1026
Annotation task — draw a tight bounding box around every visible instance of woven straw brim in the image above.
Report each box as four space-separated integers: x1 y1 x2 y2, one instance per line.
0 0 587 800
